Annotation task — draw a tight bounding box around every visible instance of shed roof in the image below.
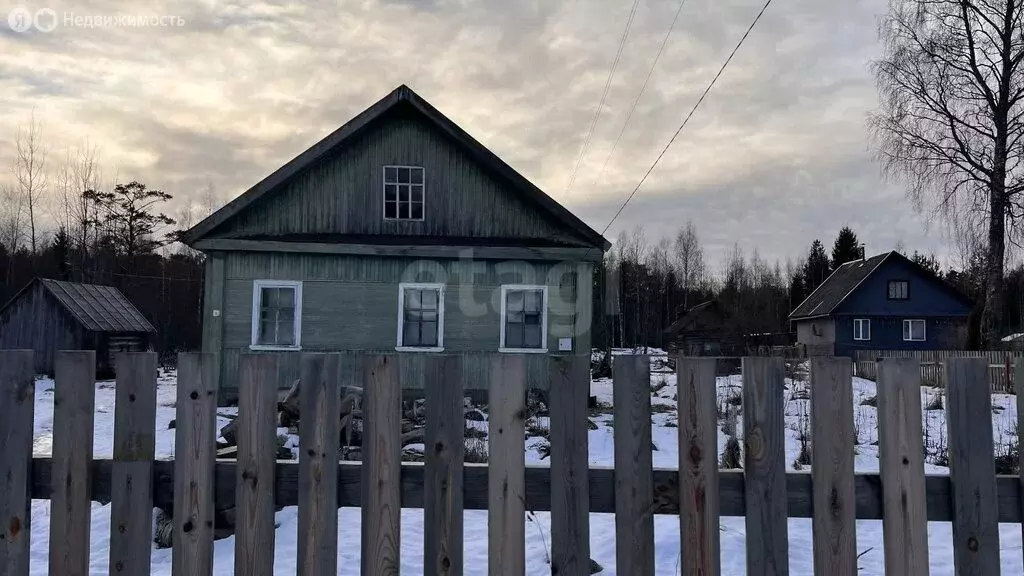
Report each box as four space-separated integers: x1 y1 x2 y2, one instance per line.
4 279 157 333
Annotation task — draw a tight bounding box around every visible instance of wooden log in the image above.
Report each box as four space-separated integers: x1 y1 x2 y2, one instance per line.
550 354 590 576
488 355 526 576
298 354 340 576
678 357 720 576
877 358 928 576
362 354 401 576
109 352 157 576
173 353 218 576
234 355 279 576
741 356 789 576
424 355 464 576
0 350 34 576
946 357 1000 575
50 350 96 576
613 354 654 576
810 357 856 575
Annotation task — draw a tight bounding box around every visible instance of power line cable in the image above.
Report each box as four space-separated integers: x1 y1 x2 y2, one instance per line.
565 0 642 194
600 0 775 238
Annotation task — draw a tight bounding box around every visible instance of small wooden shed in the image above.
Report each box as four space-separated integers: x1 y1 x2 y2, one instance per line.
0 278 156 376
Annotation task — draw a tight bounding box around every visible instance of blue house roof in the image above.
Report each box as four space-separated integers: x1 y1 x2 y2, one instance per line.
790 251 972 320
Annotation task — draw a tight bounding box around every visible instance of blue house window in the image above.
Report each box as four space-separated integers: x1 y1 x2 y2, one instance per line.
903 319 926 341
888 280 909 300
853 319 871 341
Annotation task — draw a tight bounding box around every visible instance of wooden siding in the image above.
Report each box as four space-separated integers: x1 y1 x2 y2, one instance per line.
211 252 592 394
209 113 588 246
0 283 81 374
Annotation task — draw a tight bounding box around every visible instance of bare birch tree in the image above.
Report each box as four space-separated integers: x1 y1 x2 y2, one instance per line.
870 0 1024 345
13 113 47 253
673 221 706 311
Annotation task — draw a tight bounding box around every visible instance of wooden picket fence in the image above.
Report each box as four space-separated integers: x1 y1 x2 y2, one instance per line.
0 350 1022 576
854 349 1022 393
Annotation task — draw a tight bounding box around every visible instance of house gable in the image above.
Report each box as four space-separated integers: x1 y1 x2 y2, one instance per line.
185 86 608 251
833 254 972 317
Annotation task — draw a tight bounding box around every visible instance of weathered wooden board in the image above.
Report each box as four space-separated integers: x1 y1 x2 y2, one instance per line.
741 357 789 576
678 357 720 576
298 353 341 576
877 358 929 576
173 353 218 576
0 350 34 576
946 358 1000 576
50 351 96 576
550 355 590 576
424 355 464 576
109 352 157 576
488 355 527 576
613 354 654 576
234 354 279 576
1018 359 1024 567
362 354 401 576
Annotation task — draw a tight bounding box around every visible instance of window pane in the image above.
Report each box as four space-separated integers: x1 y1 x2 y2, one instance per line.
404 320 420 346
385 184 397 201
278 288 294 307
406 288 422 310
411 186 423 203
506 324 523 348
524 290 542 312
400 201 410 219
385 200 397 219
259 319 274 344
422 289 438 310
507 291 524 313
903 322 910 339
277 320 294 345
411 168 423 184
398 167 410 183
507 311 524 324
411 202 423 220
421 321 438 346
261 287 276 308
385 166 397 182
524 324 542 348
524 312 540 327
398 184 410 203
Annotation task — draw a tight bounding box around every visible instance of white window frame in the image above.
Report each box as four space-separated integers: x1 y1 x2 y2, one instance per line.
396 282 445 352
903 319 926 341
499 284 548 353
853 318 871 341
250 280 303 351
382 165 425 221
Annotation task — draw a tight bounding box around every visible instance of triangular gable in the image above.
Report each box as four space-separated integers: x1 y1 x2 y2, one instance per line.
184 85 610 250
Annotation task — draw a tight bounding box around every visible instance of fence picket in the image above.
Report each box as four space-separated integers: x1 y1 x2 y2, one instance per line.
488 355 527 576
877 358 928 576
298 353 340 576
613 354 654 575
946 358 1001 575
550 354 591 576
109 352 157 576
810 357 856 575
742 356 789 576
0 350 34 576
1017 360 1024 567
678 357 720 576
362 354 401 576
424 355 464 576
234 355 279 576
173 353 218 576
50 350 96 576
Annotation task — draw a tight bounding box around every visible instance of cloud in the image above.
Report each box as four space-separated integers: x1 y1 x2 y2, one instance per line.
0 0 949 265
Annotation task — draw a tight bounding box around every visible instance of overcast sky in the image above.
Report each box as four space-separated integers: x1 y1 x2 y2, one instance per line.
0 0 954 267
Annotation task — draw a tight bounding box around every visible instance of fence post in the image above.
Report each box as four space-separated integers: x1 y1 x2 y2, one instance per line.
741 357 789 576
234 354 279 576
362 354 401 576
425 355 464 576
173 353 218 576
109 352 158 576
488 354 526 576
298 353 341 576
1017 359 1024 566
0 350 34 576
613 354 654 576
678 357 720 576
50 350 96 576
550 354 591 576
946 358 1000 575
877 358 928 576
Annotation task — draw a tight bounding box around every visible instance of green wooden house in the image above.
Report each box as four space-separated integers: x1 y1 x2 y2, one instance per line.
184 85 609 400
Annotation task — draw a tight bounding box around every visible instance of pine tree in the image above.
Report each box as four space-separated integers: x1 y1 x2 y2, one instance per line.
911 250 941 275
803 240 831 294
830 226 861 268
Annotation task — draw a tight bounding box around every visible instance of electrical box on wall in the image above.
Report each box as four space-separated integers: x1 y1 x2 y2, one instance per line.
558 338 573 352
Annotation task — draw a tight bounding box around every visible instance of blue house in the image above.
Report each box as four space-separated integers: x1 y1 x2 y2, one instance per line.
790 251 973 357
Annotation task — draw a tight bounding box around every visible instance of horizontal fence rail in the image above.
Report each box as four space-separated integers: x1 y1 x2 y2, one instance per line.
1 350 1022 576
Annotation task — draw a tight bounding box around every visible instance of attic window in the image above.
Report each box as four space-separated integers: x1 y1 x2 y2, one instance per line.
383 166 424 221
888 280 909 300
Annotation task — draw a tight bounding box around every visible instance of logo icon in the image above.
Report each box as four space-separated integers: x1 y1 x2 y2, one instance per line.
34 8 56 32
7 5 33 32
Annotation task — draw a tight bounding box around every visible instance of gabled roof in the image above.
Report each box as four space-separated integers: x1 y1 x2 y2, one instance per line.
664 300 723 335
183 84 610 251
789 251 972 320
0 278 156 333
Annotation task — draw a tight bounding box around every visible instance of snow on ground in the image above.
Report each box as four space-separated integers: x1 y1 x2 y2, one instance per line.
27 360 1024 575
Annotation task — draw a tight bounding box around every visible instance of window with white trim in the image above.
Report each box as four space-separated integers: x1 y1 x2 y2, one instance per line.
903 319 926 341
397 283 444 350
383 166 424 220
853 318 871 341
500 285 547 352
251 280 302 349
